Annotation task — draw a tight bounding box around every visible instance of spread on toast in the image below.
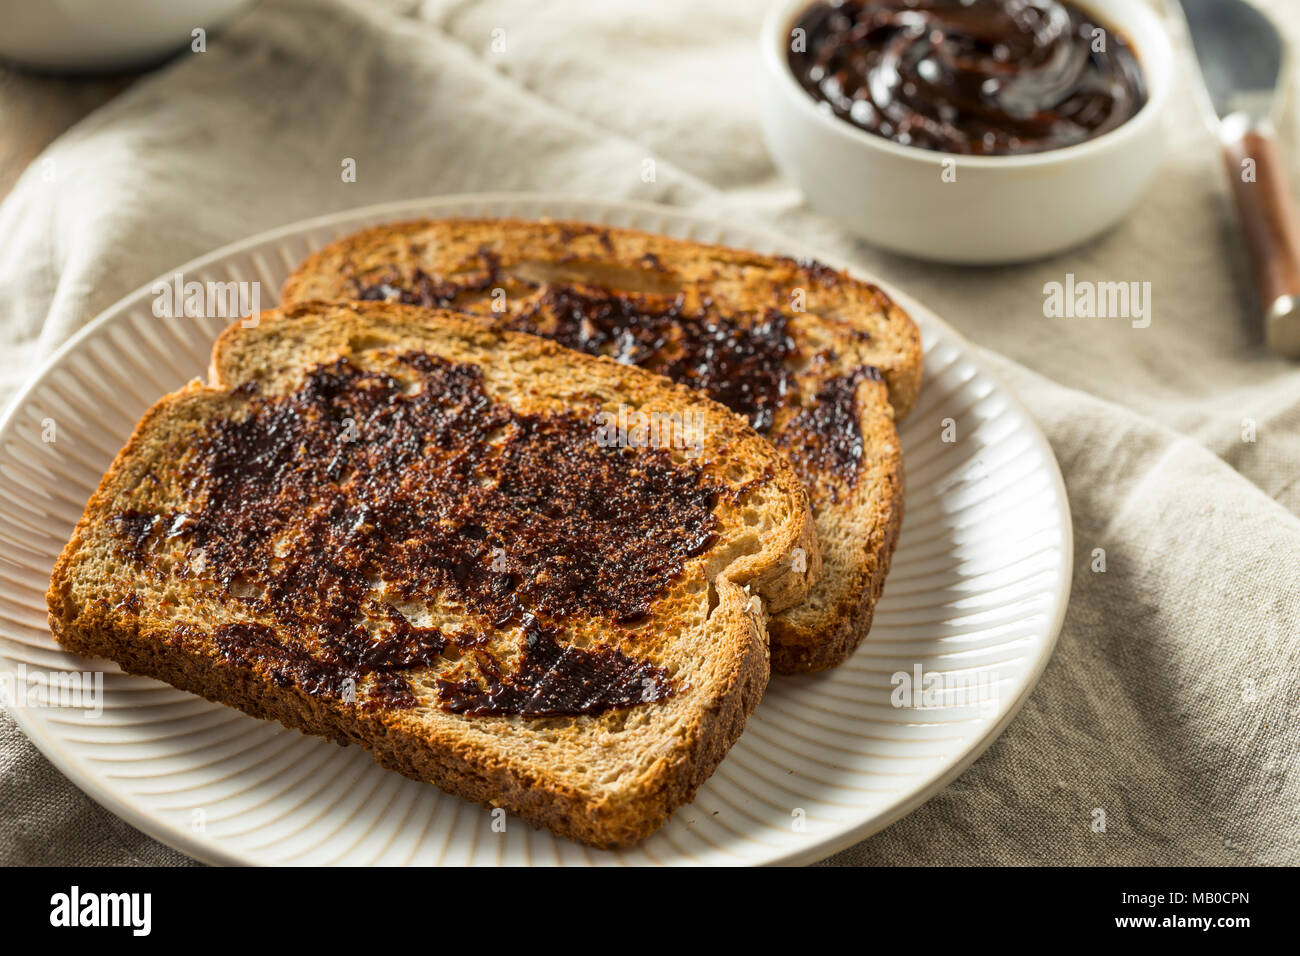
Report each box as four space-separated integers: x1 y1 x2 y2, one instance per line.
282 219 921 673
110 351 715 717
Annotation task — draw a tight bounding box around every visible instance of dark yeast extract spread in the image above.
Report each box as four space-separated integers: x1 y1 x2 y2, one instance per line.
787 0 1147 155
359 261 801 434
777 366 883 503
508 289 799 434
112 352 723 717
354 241 878 495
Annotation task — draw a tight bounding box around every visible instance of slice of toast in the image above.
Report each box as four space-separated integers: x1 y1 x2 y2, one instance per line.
46 301 818 848
282 218 921 672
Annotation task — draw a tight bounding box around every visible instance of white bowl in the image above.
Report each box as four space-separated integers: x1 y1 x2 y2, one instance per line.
759 0 1175 264
0 0 255 73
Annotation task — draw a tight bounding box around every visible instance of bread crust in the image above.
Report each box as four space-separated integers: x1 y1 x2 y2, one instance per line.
46 303 816 848
769 422 904 673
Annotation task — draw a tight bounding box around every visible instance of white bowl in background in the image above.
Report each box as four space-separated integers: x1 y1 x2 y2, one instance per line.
759 0 1175 264
0 0 256 73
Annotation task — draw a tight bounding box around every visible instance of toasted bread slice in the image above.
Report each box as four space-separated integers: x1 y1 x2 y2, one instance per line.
282 218 920 671
47 301 818 848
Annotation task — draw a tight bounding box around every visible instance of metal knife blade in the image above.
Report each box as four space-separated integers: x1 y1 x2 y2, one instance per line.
1177 0 1285 131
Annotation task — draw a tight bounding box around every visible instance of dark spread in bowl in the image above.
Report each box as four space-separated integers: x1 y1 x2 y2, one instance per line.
786 0 1147 156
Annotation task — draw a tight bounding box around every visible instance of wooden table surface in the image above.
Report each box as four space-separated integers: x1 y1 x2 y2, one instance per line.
0 64 139 200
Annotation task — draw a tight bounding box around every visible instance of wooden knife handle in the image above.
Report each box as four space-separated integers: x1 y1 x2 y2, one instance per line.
1221 128 1300 357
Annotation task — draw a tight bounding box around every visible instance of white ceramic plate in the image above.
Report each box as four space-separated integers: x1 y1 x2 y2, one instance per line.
0 195 1071 866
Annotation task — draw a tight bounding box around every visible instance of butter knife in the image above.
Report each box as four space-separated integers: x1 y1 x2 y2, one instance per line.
1176 0 1300 357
